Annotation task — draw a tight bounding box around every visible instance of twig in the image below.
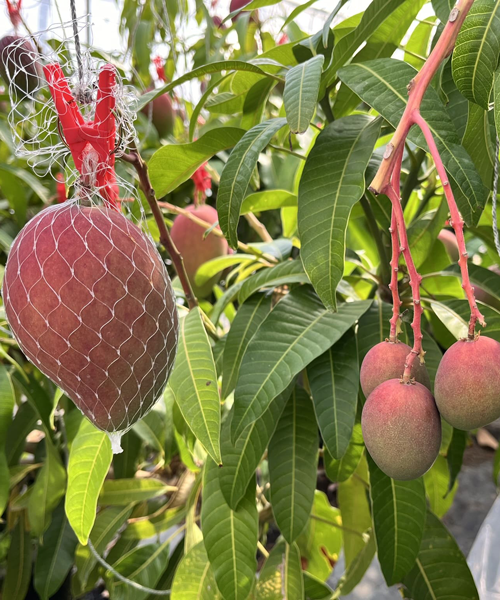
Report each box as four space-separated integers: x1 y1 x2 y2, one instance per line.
244 212 273 242
388 209 402 343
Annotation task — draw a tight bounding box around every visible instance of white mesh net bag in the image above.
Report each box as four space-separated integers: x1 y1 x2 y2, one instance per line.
1 23 179 453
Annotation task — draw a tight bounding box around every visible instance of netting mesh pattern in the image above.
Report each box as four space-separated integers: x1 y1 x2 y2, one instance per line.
3 201 179 435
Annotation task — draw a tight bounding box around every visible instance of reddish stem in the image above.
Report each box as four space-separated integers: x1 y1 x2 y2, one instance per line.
388 209 402 342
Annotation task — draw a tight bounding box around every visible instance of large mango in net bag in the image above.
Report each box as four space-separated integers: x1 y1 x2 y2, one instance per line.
2 201 179 450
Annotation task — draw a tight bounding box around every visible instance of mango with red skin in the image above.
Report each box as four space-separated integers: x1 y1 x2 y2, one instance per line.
0 35 41 96
170 204 229 298
360 341 431 398
362 379 441 480
434 335 500 430
141 92 175 138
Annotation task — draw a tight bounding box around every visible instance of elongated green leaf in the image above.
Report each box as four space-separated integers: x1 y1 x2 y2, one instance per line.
122 506 185 541
367 454 426 586
218 118 288 249
402 511 479 599
6 400 37 467
219 384 293 509
405 16 436 69
357 300 393 362
284 55 324 134
443 262 500 302
307 328 358 459
256 540 304 600
65 419 112 545
432 0 453 23
34 502 78 600
268 387 318 543
149 128 244 197
195 254 255 287
222 293 272 398
231 287 371 441
339 59 488 225
238 260 309 304
12 371 56 435
170 308 221 464
2 518 31 600
240 190 297 215
407 201 449 268
113 430 142 478
462 102 495 187
281 0 319 30
99 478 175 505
424 455 458 518
495 67 500 139
0 163 51 204
447 428 467 493
202 458 258 600
171 542 220 600
133 404 166 455
324 422 364 483
333 533 376 597
452 0 500 109
0 365 14 514
28 436 66 536
298 115 381 310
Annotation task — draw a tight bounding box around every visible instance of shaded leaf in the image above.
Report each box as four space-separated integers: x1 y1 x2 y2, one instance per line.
284 55 324 134
0 364 14 514
5 400 37 467
2 518 31 600
424 455 458 518
333 533 376 597
99 478 175 505
256 540 304 600
462 102 495 187
447 428 467 493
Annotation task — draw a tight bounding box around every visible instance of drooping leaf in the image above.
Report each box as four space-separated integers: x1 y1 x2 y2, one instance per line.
34 502 78 600
268 386 318 543
402 511 479 599
0 365 14 514
231 287 372 441
133 403 166 456
307 328 358 459
461 102 495 187
339 59 488 225
99 478 175 505
170 308 221 464
218 118 288 249
367 454 426 586
256 540 304 600
452 0 500 109
2 518 31 600
65 419 112 545
424 455 458 518
238 260 309 304
284 55 324 134
333 532 376 597
148 128 244 197
171 542 220 600
202 458 258 600
12 371 56 435
324 422 365 483
298 115 381 311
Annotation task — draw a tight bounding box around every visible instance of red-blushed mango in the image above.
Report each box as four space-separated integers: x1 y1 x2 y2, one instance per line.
362 380 441 480
438 228 459 262
170 203 229 298
141 92 175 138
360 341 431 398
0 35 41 96
434 335 500 430
2 203 179 433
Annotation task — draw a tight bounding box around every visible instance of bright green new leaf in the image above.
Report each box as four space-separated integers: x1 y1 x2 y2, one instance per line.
0 365 14 515
65 419 112 545
256 540 304 600
195 254 256 288
240 190 297 215
170 308 221 464
99 478 175 505
171 542 220 600
298 115 381 311
284 55 324 134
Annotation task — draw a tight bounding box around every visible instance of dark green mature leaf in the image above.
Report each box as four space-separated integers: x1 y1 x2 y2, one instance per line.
149 128 244 197
432 299 500 342
34 502 78 600
495 67 500 139
0 365 14 514
304 573 333 599
298 115 381 311
307 328 358 459
402 512 479 599
218 118 287 249
407 200 449 268
424 455 458 518
219 384 293 509
171 542 220 600
447 429 467 493
432 0 453 23
222 293 272 398
238 260 309 304
356 300 392 362
12 371 56 435
170 308 221 464
443 262 500 301
367 455 426 586
284 55 324 134
256 540 304 599
231 287 372 441
339 59 488 225
452 0 500 109
6 400 37 467
442 59 469 139
462 103 495 187
202 459 258 600
65 419 112 545
333 533 376 597
324 422 365 483
268 387 318 543
113 430 142 479
2 518 31 600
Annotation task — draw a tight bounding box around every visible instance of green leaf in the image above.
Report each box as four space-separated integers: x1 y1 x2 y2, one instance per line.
28 436 66 536
222 293 272 398
432 0 454 23
307 328 358 459
218 118 288 249
452 0 500 109
0 163 51 204
304 573 333 600
133 405 166 455
407 200 449 268
34 502 78 600
324 422 365 483
367 454 426 586
446 428 467 493
256 540 304 600
333 533 376 597
0 365 14 514
6 400 37 467
404 16 437 69
121 506 186 541
495 67 500 139
65 419 112 545
171 542 220 600
240 190 297 215
12 371 56 435
238 260 309 304
443 262 500 302
148 128 245 197
357 301 392 362
268 386 318 543
2 518 31 600
170 308 221 464
219 384 293 509
284 55 324 134
298 115 381 310
202 458 258 600
231 287 371 441
281 0 319 31
402 511 479 599
424 455 458 518
462 102 495 187
113 430 142 478
99 478 175 505
195 254 255 288
339 59 488 225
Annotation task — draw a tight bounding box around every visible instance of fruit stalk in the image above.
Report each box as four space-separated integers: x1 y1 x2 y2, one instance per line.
388 209 402 343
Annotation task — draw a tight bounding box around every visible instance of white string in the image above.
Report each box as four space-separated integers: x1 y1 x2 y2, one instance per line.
492 134 500 257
